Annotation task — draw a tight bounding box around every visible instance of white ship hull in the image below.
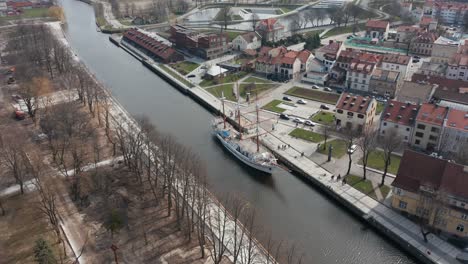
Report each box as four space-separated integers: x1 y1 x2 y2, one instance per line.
215 133 274 174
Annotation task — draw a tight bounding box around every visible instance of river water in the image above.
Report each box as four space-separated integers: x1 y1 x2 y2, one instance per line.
60 1 418 263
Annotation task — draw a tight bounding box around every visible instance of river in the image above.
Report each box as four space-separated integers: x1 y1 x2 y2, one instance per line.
60 1 418 263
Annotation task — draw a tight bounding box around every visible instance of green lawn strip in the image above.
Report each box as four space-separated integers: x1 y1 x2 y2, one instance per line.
0 8 50 21
346 175 376 197
206 84 236 101
358 150 401 175
159 65 194 87
285 86 339 104
243 76 274 83
96 16 107 27
322 23 365 39
311 111 335 125
280 7 293 13
376 102 385 115
289 128 325 143
380 184 391 199
317 139 347 158
262 100 287 113
170 61 199 75
200 71 248 87
118 19 132 26
239 83 276 98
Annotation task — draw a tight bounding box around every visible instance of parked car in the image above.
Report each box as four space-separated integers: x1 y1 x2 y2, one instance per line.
413 56 421 59
187 74 195 78
11 94 21 102
324 87 332 92
297 99 307 105
412 59 420 63
7 77 15 84
312 85 319 89
347 144 357 154
283 96 292 101
320 104 330 110
304 120 315 126
15 110 25 120
346 35 353 39
33 133 48 142
280 113 290 120
293 117 304 124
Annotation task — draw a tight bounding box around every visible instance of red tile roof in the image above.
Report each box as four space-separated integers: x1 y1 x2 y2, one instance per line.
366 20 389 29
256 18 284 32
7 1 32 9
297 50 311 64
420 17 434 26
412 32 437 43
336 92 374 114
396 26 422 33
382 54 410 65
382 100 419 126
416 103 449 126
317 41 342 56
445 108 468 132
123 29 182 62
393 150 468 199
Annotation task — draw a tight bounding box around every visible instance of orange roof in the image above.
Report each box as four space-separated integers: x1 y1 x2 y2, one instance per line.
366 20 389 29
416 103 449 126
336 92 374 114
445 108 468 132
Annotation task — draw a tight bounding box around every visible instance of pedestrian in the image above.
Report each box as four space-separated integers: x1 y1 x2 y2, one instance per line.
301 152 304 157
331 175 334 180
278 145 280 150
337 174 341 180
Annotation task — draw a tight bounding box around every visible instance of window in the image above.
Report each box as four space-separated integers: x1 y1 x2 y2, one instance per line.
382 130 385 134
431 127 439 133
456 224 464 232
415 132 424 138
347 112 354 117
399 201 407 209
358 114 364 119
405 136 408 140
406 128 410 131
395 124 399 128
337 109 343 114
417 124 426 130
396 65 400 70
415 139 421 145
429 135 438 141
383 122 387 126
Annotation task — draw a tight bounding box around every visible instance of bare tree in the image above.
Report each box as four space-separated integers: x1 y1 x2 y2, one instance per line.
379 129 402 186
18 76 52 119
357 128 378 180
342 129 359 176
0 130 29 195
208 196 231 264
321 124 332 151
230 195 247 263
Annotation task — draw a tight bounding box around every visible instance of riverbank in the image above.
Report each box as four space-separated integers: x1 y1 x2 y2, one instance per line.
111 35 463 264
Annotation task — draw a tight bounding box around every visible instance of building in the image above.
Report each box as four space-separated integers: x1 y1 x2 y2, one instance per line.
423 0 468 25
6 1 32 10
381 53 411 80
365 20 390 40
369 69 402 97
256 18 285 42
447 53 468 81
380 100 420 143
431 36 460 64
412 73 468 108
314 40 343 72
232 32 262 51
396 26 422 43
392 150 468 241
410 32 437 56
441 108 468 154
411 103 449 151
0 1 6 16
335 93 377 132
346 52 382 92
297 49 314 72
396 80 436 104
169 25 229 59
420 17 438 31
255 46 303 80
122 29 183 63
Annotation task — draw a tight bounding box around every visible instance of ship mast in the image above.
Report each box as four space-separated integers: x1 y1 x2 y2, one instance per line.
255 90 260 153
236 82 242 140
221 91 226 129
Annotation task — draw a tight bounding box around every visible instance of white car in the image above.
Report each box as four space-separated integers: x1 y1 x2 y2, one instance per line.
312 85 319 89
304 120 315 126
324 87 332 92
297 99 307 105
347 144 357 154
293 118 304 124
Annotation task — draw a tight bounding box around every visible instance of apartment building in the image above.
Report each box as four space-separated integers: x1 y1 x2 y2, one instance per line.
232 32 262 51
381 54 411 80
410 32 437 56
431 36 460 64
255 46 310 80
380 100 420 143
369 69 402 97
314 40 343 72
396 26 422 43
423 0 468 25
346 53 382 92
335 93 377 132
256 18 285 42
365 20 390 40
440 108 468 154
392 150 468 241
411 103 449 151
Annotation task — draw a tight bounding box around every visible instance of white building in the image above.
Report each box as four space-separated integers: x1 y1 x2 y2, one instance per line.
380 100 420 143
441 108 468 154
335 93 377 132
231 32 262 51
423 1 468 25
446 54 468 81
381 54 412 80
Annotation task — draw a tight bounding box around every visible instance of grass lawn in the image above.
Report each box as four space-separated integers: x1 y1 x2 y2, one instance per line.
317 139 347 158
262 100 287 113
290 128 325 143
304 29 324 38
243 76 274 83
285 87 340 104
206 84 236 101
96 16 107 27
118 19 133 26
170 61 199 75
0 8 50 21
311 111 335 125
346 175 391 201
376 102 385 115
200 71 248 87
359 150 401 175
159 65 194 88
239 83 276 98
322 23 365 38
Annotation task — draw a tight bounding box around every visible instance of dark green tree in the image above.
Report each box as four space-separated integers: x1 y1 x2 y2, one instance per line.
105 209 124 238
33 238 57 264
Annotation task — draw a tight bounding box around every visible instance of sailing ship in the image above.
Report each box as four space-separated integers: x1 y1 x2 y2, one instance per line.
212 89 278 174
